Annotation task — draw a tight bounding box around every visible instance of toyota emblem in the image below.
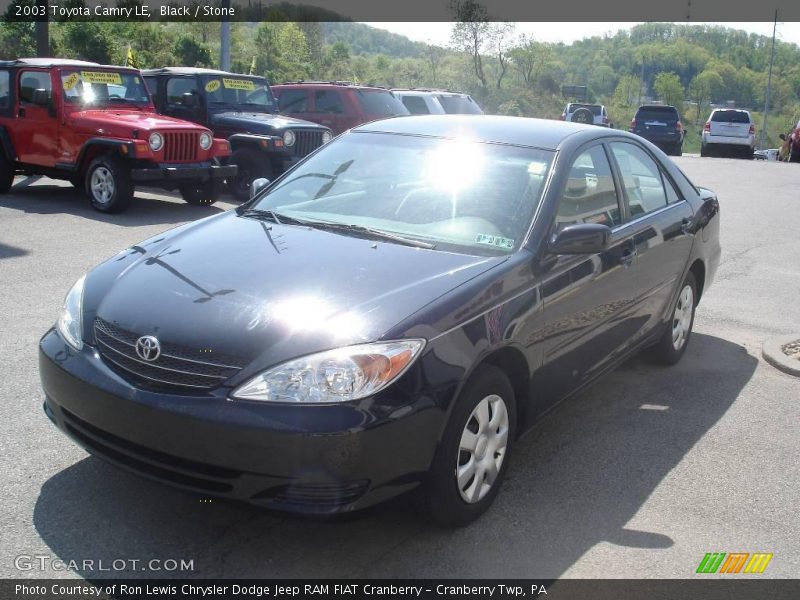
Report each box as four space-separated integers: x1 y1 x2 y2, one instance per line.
135 335 161 362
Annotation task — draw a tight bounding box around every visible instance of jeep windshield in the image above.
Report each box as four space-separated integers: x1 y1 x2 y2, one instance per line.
61 70 151 107
202 75 276 113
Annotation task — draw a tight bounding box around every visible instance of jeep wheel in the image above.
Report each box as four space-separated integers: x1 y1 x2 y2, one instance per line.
86 156 133 213
179 180 222 206
571 108 594 125
230 149 273 201
0 154 14 193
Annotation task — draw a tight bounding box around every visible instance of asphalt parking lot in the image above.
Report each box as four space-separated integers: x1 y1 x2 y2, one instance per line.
1 158 798 580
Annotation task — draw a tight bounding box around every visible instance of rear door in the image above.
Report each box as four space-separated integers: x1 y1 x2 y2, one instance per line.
709 109 751 138
275 87 314 124
312 89 353 134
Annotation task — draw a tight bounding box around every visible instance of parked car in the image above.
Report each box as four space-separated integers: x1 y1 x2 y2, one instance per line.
143 68 332 200
392 90 446 115
40 116 720 526
0 58 235 213
271 81 409 135
560 103 611 127
629 104 685 156
393 89 483 116
778 120 800 162
700 108 755 158
753 148 779 161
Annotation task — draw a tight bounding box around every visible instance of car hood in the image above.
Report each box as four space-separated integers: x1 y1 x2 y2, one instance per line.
210 112 327 134
69 110 206 137
89 212 505 371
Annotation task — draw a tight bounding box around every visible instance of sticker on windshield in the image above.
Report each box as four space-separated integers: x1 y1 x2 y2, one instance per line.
62 73 80 91
205 79 221 93
80 71 122 85
222 78 256 91
476 234 514 250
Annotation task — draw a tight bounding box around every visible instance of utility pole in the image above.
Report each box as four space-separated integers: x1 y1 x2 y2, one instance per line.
760 10 777 150
35 0 49 57
220 0 231 71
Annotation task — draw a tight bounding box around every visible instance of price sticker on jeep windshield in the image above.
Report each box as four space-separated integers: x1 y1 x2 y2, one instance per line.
205 80 221 93
222 78 256 91
62 72 80 91
80 71 123 85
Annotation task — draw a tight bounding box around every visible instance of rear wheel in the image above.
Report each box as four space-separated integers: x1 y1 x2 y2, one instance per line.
0 154 14 193
179 180 222 206
671 142 683 156
85 156 133 213
422 364 516 527
650 272 697 365
230 149 274 201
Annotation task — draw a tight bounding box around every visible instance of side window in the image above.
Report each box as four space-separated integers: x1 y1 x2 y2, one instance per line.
19 70 51 104
0 70 9 109
143 76 158 95
555 145 621 231
314 90 343 114
401 96 429 115
610 142 668 218
662 172 683 204
166 77 199 106
277 89 308 113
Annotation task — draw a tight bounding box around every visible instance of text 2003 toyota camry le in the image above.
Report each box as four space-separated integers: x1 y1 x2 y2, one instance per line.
40 116 720 526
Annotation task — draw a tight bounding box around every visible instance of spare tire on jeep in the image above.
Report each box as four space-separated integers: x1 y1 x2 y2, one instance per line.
571 108 594 124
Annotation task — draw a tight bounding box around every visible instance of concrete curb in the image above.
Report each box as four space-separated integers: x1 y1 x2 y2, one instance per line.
762 335 800 377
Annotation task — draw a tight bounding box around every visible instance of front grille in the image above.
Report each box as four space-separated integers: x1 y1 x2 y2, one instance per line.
253 481 370 508
293 130 325 158
94 318 246 391
163 131 199 162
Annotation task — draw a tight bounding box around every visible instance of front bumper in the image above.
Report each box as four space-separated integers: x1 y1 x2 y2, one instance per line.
131 163 237 184
39 329 442 514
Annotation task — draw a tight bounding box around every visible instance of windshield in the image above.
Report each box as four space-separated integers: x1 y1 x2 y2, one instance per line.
202 75 275 112
437 95 483 115
355 90 408 116
61 70 150 107
250 132 553 256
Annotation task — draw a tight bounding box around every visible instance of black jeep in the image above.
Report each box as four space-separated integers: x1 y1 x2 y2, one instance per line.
143 68 332 199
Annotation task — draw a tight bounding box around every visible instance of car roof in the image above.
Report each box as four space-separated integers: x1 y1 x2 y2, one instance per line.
638 104 678 110
393 89 471 96
352 115 620 150
142 67 264 78
273 82 390 92
0 58 104 68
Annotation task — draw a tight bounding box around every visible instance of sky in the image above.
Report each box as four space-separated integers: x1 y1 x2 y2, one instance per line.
364 22 800 49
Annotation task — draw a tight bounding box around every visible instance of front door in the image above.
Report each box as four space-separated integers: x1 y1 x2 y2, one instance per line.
14 69 58 167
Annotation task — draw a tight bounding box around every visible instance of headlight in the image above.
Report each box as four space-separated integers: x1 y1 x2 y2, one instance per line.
321 131 332 144
148 132 163 152
199 132 212 150
56 274 86 351
282 130 296 147
231 340 425 403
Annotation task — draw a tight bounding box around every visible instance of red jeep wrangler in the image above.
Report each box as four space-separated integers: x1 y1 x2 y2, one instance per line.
0 58 236 213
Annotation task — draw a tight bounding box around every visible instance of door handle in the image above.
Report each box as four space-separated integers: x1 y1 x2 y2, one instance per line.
18 108 25 118
680 218 692 234
620 247 637 266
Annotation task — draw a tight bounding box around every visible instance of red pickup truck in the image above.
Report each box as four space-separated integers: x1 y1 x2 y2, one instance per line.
0 58 236 213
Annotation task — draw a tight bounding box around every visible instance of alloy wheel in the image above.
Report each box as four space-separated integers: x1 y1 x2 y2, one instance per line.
90 167 115 205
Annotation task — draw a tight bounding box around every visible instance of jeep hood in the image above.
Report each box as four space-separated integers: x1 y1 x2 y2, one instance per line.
210 112 327 135
69 110 206 137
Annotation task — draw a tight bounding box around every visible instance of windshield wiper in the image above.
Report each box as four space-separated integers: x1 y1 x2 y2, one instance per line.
304 222 436 249
239 208 308 225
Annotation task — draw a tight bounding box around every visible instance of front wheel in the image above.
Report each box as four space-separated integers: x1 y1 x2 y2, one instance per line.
0 154 14 193
85 156 133 213
422 364 516 527
179 180 222 206
650 272 697 365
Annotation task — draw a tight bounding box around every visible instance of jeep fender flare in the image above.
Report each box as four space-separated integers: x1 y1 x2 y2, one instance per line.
0 126 17 161
74 139 134 174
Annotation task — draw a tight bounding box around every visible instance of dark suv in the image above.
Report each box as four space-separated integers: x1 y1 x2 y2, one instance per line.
143 68 332 199
271 82 409 135
629 104 685 156
0 59 234 213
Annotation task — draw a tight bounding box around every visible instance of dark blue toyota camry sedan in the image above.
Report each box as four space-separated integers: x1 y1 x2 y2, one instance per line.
40 116 720 526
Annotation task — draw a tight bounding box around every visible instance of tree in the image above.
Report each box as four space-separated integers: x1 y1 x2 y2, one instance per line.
653 72 685 113
449 0 490 97
613 74 642 107
60 22 114 64
510 35 551 89
173 36 212 68
490 22 515 89
689 70 724 122
423 43 445 86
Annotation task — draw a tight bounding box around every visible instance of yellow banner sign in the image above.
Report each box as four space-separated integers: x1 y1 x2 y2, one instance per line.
222 78 256 91
80 71 123 85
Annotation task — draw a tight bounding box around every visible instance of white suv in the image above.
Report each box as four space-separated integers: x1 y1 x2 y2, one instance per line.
393 89 483 115
560 103 611 127
701 108 755 158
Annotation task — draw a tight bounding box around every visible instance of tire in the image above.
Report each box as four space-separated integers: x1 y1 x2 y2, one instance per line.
741 147 754 160
571 108 593 125
85 156 133 213
671 143 683 157
0 154 14 193
700 145 707 157
422 364 517 528
649 271 697 366
179 180 222 206
229 149 274 201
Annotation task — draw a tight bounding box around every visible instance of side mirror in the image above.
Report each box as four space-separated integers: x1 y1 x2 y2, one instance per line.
182 92 197 108
32 88 49 107
779 134 786 141
548 223 611 255
250 177 270 199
